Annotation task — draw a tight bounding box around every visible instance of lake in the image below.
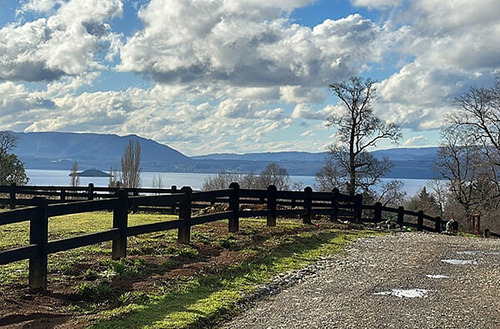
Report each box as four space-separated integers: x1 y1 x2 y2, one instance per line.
25 169 431 197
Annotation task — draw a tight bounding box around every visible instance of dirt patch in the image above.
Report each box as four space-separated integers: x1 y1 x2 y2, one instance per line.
0 218 341 328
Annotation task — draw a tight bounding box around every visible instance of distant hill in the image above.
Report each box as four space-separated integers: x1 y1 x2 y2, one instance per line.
14 132 193 172
12 132 439 179
192 151 327 162
193 148 439 179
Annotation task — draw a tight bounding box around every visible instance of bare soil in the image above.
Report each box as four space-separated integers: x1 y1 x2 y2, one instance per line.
0 218 335 328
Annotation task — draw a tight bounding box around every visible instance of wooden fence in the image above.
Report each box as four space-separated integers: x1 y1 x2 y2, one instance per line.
0 183 443 290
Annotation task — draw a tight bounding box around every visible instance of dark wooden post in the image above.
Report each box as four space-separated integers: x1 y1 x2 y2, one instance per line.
228 182 240 233
9 183 16 209
417 210 424 231
132 190 139 213
266 185 277 227
303 187 313 224
112 190 128 260
397 206 405 227
435 216 441 233
354 194 363 224
171 185 177 214
60 189 66 202
331 188 339 221
374 202 382 222
29 198 48 291
87 183 94 200
178 186 192 244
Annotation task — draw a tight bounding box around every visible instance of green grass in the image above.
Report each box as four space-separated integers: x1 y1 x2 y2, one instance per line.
90 229 376 329
0 212 177 285
0 210 379 328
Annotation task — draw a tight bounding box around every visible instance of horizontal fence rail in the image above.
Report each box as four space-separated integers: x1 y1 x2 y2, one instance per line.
0 183 444 290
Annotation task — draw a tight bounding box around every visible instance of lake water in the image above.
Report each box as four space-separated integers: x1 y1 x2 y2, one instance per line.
25 169 430 197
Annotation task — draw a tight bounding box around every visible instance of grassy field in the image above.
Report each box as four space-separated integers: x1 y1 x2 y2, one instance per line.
0 210 379 328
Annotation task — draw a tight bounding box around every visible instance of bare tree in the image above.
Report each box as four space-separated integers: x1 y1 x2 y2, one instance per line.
315 156 344 192
120 140 141 188
108 166 120 188
202 163 291 191
202 172 244 191
427 178 449 217
448 79 500 195
450 79 500 154
0 131 18 153
256 163 290 190
376 179 407 207
320 76 401 195
152 174 164 189
435 125 497 230
70 162 80 187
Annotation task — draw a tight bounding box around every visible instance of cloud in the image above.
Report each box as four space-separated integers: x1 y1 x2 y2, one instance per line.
2 0 500 156
119 0 381 87
371 0 500 132
280 86 327 104
291 104 336 120
402 135 430 147
351 0 403 9
0 0 122 81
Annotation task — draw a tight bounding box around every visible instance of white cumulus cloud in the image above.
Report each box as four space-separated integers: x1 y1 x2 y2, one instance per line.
119 0 381 87
0 0 123 81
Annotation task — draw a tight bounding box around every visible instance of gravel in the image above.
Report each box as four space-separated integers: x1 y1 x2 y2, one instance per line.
221 232 500 329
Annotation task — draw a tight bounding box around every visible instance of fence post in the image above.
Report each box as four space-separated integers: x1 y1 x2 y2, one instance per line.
112 190 129 260
397 206 405 227
374 202 382 222
331 188 339 221
9 183 16 209
266 185 277 227
29 198 48 291
132 190 139 213
434 216 441 233
354 194 363 224
228 182 240 233
178 186 192 244
417 210 424 231
303 186 313 224
171 185 177 214
60 189 66 202
87 183 94 200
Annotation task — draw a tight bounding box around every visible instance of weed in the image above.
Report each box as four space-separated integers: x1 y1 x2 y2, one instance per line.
83 269 99 281
219 235 242 250
117 291 151 306
109 259 148 278
77 281 113 299
161 259 181 269
176 247 199 259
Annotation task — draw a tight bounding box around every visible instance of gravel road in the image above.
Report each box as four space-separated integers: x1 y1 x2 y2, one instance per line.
221 232 500 329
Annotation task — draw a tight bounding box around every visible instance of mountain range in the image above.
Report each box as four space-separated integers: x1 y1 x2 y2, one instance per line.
12 132 439 179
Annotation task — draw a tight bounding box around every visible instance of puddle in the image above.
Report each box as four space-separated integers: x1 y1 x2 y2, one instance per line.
456 251 479 255
426 274 450 279
374 289 432 298
441 259 478 265
457 251 500 256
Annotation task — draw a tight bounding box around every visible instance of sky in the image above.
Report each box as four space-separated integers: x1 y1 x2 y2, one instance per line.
0 0 499 156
